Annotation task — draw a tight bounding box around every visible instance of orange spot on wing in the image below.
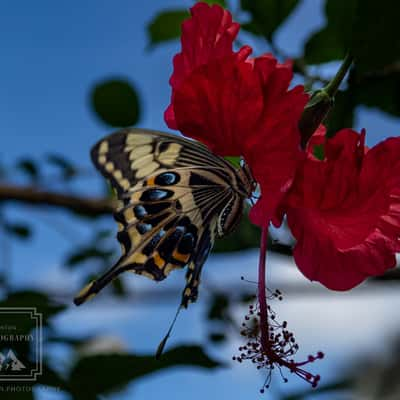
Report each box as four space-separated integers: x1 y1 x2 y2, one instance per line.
172 249 190 263
153 252 165 268
147 176 156 186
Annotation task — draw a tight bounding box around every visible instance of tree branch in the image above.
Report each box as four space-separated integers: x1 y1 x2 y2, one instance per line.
0 183 114 216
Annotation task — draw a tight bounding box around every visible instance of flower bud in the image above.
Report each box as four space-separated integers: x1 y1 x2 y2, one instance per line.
298 89 333 149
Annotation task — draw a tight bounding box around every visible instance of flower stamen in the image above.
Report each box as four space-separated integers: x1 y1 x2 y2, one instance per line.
234 227 324 393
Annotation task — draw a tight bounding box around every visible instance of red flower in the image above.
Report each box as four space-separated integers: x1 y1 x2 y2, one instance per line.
165 2 308 225
283 128 400 290
165 3 324 390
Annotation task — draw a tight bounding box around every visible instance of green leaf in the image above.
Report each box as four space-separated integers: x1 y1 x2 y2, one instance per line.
267 237 293 256
351 0 400 72
200 0 226 5
0 387 34 400
312 144 325 160
0 364 68 398
304 28 347 65
0 291 66 328
68 346 222 398
45 154 77 181
4 223 32 240
224 156 241 168
305 1 400 78
47 334 95 347
147 10 189 48
304 0 358 64
16 158 39 181
91 79 141 127
111 277 126 297
197 0 226 8
104 181 116 198
241 0 300 41
37 364 68 391
282 378 352 400
65 246 114 267
240 292 256 304
207 293 229 321
352 71 400 117
208 332 226 343
94 229 113 241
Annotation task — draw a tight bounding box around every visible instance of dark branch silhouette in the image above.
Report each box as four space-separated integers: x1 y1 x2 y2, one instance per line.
0 183 114 216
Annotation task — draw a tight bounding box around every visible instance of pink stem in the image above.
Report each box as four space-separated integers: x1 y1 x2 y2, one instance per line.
254 226 323 385
258 226 270 351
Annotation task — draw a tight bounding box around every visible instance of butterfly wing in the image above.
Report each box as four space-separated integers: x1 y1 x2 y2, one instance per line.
74 128 244 308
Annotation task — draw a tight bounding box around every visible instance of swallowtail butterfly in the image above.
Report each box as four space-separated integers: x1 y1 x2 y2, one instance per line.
74 128 255 312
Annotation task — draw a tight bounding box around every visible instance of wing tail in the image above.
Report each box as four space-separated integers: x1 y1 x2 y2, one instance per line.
73 258 124 306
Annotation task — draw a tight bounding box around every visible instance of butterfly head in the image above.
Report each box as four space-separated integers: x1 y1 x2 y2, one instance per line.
237 159 256 198
216 160 256 237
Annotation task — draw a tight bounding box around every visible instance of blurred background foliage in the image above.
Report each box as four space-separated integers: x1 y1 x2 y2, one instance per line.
0 0 399 399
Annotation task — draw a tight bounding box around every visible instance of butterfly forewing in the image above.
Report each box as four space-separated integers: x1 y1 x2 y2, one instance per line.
74 128 249 307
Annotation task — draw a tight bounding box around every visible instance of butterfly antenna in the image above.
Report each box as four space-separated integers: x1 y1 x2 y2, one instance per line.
156 304 183 359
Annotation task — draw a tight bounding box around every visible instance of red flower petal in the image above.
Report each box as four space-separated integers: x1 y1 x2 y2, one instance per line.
165 3 308 224
285 129 400 290
165 2 244 131
170 2 240 90
246 59 308 225
169 54 263 155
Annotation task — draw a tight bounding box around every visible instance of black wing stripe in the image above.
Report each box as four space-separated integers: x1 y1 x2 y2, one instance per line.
202 192 232 225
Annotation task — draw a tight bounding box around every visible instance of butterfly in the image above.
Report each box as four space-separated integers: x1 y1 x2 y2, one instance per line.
74 128 254 314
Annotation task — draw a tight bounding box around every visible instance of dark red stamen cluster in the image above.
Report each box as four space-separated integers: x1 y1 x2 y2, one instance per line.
233 289 324 393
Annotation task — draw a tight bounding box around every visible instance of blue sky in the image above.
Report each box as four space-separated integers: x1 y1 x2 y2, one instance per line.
1 1 400 399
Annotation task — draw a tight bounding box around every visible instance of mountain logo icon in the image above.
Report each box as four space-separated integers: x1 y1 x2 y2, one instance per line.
0 350 26 372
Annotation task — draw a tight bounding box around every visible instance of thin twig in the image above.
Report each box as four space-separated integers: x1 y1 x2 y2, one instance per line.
0 183 114 216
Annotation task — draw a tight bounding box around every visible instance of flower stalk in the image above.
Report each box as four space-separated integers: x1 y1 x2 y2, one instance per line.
298 53 354 148
235 227 324 392
258 227 269 350
324 53 354 98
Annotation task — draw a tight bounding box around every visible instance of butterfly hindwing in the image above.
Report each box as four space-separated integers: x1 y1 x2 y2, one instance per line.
181 224 215 308
74 128 246 307
114 196 199 281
